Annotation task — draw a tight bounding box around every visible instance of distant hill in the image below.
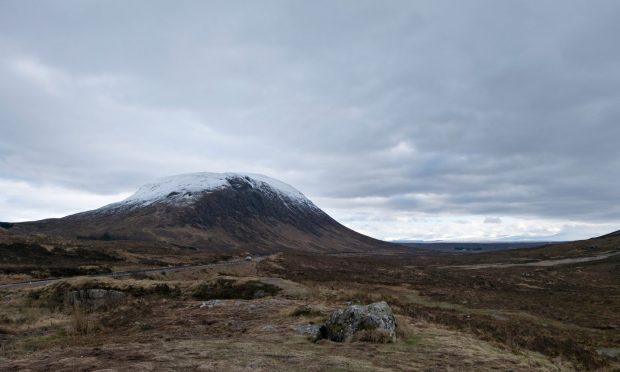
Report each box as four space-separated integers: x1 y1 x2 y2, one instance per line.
396 241 551 253
598 230 620 238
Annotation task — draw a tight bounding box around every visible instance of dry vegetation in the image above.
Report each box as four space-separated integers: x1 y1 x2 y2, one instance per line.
0 232 237 284
0 238 619 371
258 245 620 371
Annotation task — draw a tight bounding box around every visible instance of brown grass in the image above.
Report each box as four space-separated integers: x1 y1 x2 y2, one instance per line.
192 278 281 300
2 245 619 371
395 314 416 341
69 302 95 335
351 328 394 343
1 280 577 371
258 252 619 370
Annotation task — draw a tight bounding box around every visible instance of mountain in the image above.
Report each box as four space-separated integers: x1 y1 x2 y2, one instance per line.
10 172 400 253
598 230 620 238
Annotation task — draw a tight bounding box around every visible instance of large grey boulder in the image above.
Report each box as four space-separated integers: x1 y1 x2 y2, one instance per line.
319 301 396 342
66 288 126 310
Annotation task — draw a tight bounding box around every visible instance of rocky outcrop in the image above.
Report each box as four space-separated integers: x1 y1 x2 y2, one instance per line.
319 301 396 342
66 288 126 310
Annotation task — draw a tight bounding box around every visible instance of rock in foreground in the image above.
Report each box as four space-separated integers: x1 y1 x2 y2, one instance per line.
319 301 396 343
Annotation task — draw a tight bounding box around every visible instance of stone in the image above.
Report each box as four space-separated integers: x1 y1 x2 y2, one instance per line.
66 288 126 310
295 323 321 338
199 299 222 308
319 301 396 342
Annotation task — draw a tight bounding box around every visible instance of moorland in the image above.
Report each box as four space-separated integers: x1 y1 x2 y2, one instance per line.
1 231 618 371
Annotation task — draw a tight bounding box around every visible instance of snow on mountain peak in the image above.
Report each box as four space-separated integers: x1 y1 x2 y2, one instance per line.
103 172 316 210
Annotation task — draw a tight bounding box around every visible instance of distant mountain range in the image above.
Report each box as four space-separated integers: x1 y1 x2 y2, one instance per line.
394 241 554 253
6 172 401 254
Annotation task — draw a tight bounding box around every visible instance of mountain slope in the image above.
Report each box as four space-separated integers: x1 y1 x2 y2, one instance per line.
12 172 401 253
598 230 620 238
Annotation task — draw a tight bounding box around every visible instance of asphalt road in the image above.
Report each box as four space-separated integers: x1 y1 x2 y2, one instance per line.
0 256 263 290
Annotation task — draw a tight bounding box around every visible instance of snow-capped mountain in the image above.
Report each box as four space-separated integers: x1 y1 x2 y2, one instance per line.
102 172 320 212
13 172 397 253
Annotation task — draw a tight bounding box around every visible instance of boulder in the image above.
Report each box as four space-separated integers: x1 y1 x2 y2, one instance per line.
319 301 396 342
66 288 126 310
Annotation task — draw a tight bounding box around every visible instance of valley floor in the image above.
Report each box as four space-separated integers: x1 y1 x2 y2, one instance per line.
1 237 619 371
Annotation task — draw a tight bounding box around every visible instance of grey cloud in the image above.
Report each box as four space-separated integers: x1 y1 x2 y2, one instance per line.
484 217 502 224
1 0 619 235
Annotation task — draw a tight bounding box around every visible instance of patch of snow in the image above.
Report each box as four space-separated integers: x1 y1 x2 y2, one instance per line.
99 172 319 211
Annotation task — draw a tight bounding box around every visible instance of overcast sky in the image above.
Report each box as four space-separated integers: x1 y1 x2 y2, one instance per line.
1 1 619 241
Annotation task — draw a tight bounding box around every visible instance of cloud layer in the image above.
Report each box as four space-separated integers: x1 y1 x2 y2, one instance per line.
1 1 619 240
